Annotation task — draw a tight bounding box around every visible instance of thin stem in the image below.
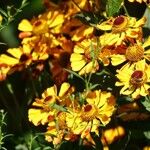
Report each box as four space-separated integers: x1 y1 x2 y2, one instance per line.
28 69 39 98
122 5 129 16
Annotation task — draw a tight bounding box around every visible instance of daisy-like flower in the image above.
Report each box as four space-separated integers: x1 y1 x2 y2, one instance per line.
28 82 77 145
66 90 116 140
115 59 150 99
98 15 146 46
18 9 64 37
110 36 150 66
0 45 33 73
28 82 74 126
45 111 78 145
0 44 48 74
70 38 99 75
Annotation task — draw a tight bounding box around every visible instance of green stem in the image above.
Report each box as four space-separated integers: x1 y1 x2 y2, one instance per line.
122 5 129 16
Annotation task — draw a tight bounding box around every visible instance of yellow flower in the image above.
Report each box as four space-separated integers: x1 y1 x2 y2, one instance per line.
115 59 150 99
101 126 125 145
143 146 150 150
0 65 10 81
0 45 33 72
98 45 127 66
28 82 74 126
128 0 147 3
66 90 116 139
110 36 150 66
18 10 64 35
28 107 55 126
44 0 90 18
70 38 99 75
18 19 48 35
45 112 66 145
98 15 146 46
61 18 94 41
0 15 3 24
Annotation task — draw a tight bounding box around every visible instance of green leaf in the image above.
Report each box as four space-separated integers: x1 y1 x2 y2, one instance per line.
89 84 100 90
65 68 85 81
51 103 67 112
141 96 150 112
106 0 124 17
74 11 100 25
0 9 8 18
144 131 150 140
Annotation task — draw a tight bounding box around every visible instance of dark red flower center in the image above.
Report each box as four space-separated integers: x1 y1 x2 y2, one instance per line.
113 16 125 26
130 70 144 87
44 96 53 102
84 104 92 112
59 52 70 68
34 20 42 26
20 54 29 62
131 70 143 79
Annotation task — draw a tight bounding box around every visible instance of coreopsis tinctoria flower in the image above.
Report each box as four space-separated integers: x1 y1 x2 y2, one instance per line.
115 59 150 99
70 38 99 75
28 82 75 126
28 82 77 145
0 44 48 74
110 36 150 66
66 90 116 140
98 15 146 46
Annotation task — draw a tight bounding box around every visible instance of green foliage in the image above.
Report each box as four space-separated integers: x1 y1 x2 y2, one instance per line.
106 0 124 17
141 96 150 112
0 110 12 150
0 0 28 31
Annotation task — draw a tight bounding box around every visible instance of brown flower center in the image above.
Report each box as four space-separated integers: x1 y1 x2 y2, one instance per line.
113 16 125 25
130 70 144 87
81 104 98 121
112 16 128 33
34 20 42 26
125 45 144 62
33 19 48 34
19 54 29 62
59 52 70 68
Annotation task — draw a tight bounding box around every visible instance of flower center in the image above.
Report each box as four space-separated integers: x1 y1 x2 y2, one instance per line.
59 52 70 68
130 70 144 87
81 104 98 121
125 44 144 62
114 16 125 25
34 20 42 26
19 54 29 62
33 19 48 34
112 16 128 33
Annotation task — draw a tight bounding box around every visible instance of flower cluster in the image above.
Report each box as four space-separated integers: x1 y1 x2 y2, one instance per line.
28 82 116 145
1 0 150 148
